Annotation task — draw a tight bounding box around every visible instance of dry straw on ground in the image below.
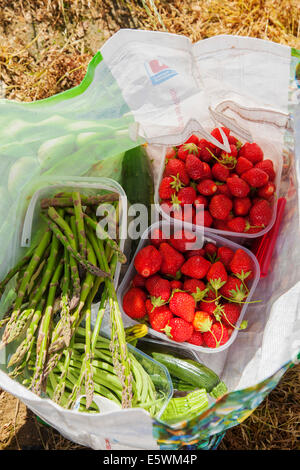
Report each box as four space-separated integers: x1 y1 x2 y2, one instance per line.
0 0 300 450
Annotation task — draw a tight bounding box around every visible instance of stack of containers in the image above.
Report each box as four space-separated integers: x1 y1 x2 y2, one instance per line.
117 128 283 354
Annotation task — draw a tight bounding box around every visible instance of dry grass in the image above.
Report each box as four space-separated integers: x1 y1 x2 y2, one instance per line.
0 1 299 101
0 0 299 450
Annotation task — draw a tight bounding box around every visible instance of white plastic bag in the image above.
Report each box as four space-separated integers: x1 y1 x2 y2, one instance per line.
0 30 299 450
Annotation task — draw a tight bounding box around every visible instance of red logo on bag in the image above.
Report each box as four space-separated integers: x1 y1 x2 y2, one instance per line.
145 59 178 86
105 438 111 450
148 60 169 74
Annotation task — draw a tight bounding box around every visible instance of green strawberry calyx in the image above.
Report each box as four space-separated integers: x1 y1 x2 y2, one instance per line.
209 277 227 292
170 174 184 192
228 284 248 303
150 296 167 311
171 193 181 210
162 323 173 338
212 303 225 322
205 147 237 169
191 287 209 303
195 314 213 333
182 143 199 155
234 269 252 282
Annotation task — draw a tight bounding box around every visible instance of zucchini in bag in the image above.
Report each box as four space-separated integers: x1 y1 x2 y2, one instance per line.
152 353 227 399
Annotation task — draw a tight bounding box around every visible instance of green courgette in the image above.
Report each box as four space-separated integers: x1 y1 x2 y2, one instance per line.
121 145 154 258
160 389 209 425
151 352 227 399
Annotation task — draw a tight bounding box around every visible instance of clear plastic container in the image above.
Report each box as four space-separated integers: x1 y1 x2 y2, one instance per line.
128 342 173 419
117 219 260 354
19 176 127 289
152 135 283 241
74 340 173 419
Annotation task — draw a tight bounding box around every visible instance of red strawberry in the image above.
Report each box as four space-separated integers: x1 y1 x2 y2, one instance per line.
134 245 162 278
194 194 208 208
206 261 228 290
197 210 213 227
183 278 208 302
227 176 250 198
227 217 247 233
233 197 251 216
235 156 253 176
159 242 185 277
204 242 218 261
170 280 183 290
209 195 233 220
221 303 241 328
185 134 200 146
170 229 197 252
201 162 213 179
163 317 193 342
219 276 247 302
164 158 190 186
217 246 234 268
197 179 218 196
229 248 253 282
176 186 197 205
227 144 238 158
178 143 200 161
132 273 146 288
216 183 232 198
255 160 275 181
249 199 272 228
149 307 173 332
159 176 177 200
165 147 177 160
257 182 276 199
202 322 229 348
161 200 191 224
185 248 206 259
193 311 213 332
219 146 238 167
188 331 204 346
241 168 269 188
169 291 195 322
228 135 242 148
212 163 230 181
239 142 264 164
150 228 167 248
145 275 171 306
185 154 204 180
211 126 231 143
181 256 211 279
183 278 206 293
123 287 147 319
198 300 219 316
172 204 195 224
213 219 229 231
198 141 215 163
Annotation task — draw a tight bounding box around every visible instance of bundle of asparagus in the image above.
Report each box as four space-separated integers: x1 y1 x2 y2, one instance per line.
0 190 159 413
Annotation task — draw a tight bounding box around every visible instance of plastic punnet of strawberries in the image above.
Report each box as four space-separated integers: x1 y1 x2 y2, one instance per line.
158 128 276 233
122 228 256 349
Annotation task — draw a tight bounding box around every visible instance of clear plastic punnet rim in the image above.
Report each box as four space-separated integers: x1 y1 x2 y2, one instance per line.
117 219 261 354
20 175 128 290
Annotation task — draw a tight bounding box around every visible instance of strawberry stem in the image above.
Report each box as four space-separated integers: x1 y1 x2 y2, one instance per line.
220 294 262 304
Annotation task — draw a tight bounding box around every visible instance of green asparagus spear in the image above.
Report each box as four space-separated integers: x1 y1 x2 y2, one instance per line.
41 213 109 278
31 260 64 395
0 230 51 347
72 191 87 259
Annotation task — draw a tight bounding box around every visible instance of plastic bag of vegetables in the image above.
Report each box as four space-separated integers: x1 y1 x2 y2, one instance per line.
0 29 300 452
